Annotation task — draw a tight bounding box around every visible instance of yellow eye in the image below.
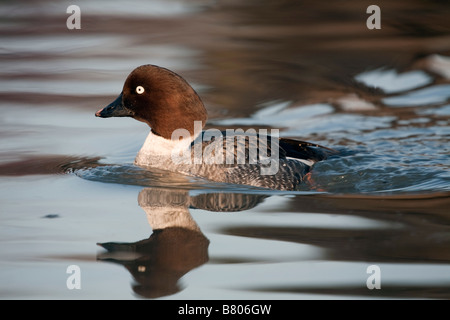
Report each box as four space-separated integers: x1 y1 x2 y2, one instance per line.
136 86 145 94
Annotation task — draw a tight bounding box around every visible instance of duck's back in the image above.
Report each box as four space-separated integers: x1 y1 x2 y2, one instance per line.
183 131 333 190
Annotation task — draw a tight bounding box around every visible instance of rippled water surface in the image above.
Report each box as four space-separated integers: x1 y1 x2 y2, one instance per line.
1 0 450 299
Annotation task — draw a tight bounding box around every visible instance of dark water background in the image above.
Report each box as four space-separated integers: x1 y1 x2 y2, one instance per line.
0 0 449 299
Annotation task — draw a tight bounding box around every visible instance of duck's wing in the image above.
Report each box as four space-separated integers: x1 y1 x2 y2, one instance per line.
278 138 339 163
192 131 337 165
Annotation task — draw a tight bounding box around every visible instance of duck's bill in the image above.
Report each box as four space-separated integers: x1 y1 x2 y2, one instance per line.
95 93 134 118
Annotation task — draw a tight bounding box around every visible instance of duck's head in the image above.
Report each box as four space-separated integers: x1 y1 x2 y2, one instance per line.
96 65 208 139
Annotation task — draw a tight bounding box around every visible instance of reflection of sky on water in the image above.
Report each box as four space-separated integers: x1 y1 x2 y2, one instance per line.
0 0 449 300
0 0 199 18
355 68 432 94
383 84 450 107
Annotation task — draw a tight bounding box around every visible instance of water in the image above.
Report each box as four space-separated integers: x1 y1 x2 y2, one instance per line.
1 0 450 299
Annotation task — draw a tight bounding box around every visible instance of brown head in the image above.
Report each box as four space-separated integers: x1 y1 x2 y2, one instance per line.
95 65 208 139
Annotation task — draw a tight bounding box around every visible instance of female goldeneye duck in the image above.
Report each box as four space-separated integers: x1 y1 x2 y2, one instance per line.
95 64 337 191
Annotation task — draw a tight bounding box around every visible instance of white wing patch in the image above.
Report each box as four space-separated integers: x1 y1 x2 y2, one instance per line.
286 157 315 167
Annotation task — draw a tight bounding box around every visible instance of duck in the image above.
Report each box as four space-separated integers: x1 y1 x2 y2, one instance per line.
95 64 336 191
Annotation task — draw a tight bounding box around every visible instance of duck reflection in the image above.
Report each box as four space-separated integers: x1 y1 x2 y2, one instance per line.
97 187 267 298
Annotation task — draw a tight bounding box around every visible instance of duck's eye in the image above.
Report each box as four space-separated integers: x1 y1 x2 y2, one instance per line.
136 86 145 94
